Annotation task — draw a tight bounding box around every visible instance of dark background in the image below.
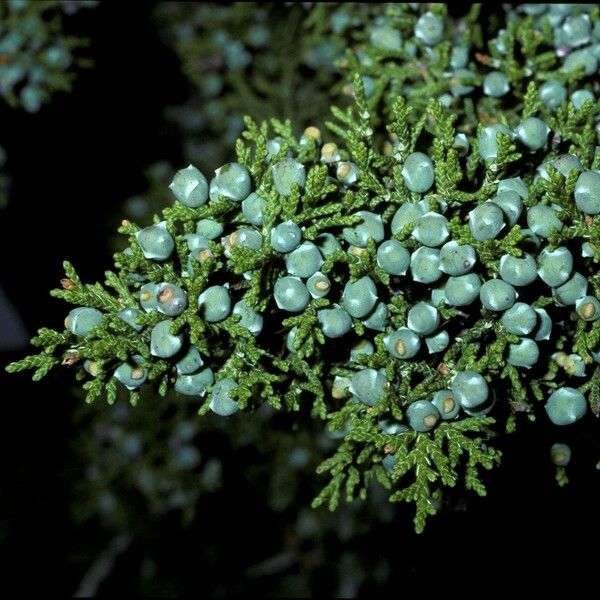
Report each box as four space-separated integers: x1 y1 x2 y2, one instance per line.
1 2 599 595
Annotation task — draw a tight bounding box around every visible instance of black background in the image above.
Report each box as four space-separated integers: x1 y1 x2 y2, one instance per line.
1 1 599 595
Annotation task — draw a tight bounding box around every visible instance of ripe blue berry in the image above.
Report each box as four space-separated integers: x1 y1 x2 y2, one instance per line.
480 279 517 311
407 302 440 336
469 202 505 240
501 302 538 335
553 272 588 305
570 89 594 110
515 117 550 150
574 171 600 214
490 191 523 226
370 25 402 51
376 240 410 276
140 282 159 312
450 46 468 68
241 192 267 226
537 247 573 287
533 308 553 341
564 48 598 76
483 71 509 97
343 211 384 247
222 228 263 258
306 272 331 298
274 276 310 312
560 14 591 47
362 302 389 331
407 400 440 432
432 389 460 420
478 123 514 162
214 162 251 201
391 203 425 234
197 285 231 322
439 241 476 276
342 276 378 318
233 299 264 335
271 220 303 253
451 370 489 409
550 443 571 466
576 296 600 321
350 339 374 362
415 12 444 45
156 283 188 317
272 158 306 196
65 307 103 337
450 68 476 96
285 241 323 278
209 379 239 416
425 330 449 354
539 79 567 110
497 177 529 200
176 346 203 375
499 253 537 286
314 232 341 257
349 368 387 406
169 165 208 207
412 212 449 247
175 368 214 396
538 154 583 180
445 273 481 306
150 319 183 358
117 307 143 332
526 205 563 238
195 219 223 240
545 388 587 426
286 327 298 353
410 247 442 284
318 305 353 338
114 358 148 390
507 338 539 368
401 152 435 193
384 327 421 359
136 221 175 261
336 161 359 185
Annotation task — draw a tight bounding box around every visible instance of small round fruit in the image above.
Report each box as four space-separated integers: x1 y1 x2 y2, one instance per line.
222 228 263 258
445 273 481 306
350 339 374 362
490 191 523 226
407 400 440 432
432 390 460 420
450 45 468 68
391 203 425 234
370 24 402 51
480 279 517 311
483 71 509 97
469 202 505 240
571 89 594 110
539 79 567 110
401 152 435 193
117 307 143 332
414 12 444 45
343 211 384 247
537 247 573 287
377 240 410 276
176 346 203 375
553 272 588 305
320 142 340 164
233 299 263 335
342 276 378 318
315 232 341 256
285 241 323 278
385 327 421 359
574 171 600 215
452 371 488 409
318 305 353 338
196 219 223 240
336 161 359 185
515 117 550 151
410 247 442 284
272 158 306 196
175 368 214 396
140 282 159 312
271 220 302 253
407 302 440 336
136 221 175 261
561 14 591 47
156 283 188 317
550 443 572 466
150 319 183 358
497 177 528 200
241 192 267 226
274 276 310 313
501 302 537 335
533 308 552 341
412 212 449 247
425 330 449 354
576 295 600 321
169 164 208 207
65 307 103 337
362 302 389 331
478 123 514 162
499 253 537 286
332 376 351 399
439 241 476 276
210 379 239 416
526 205 562 238
114 359 147 390
349 368 387 406
564 48 598 76
214 162 251 201
197 285 231 322
431 286 446 307
545 388 587 426
307 272 331 298
507 338 539 368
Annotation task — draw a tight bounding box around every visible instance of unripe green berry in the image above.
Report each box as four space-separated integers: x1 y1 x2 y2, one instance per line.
272 158 306 196
407 400 440 432
401 152 435 193
515 117 550 150
271 220 302 253
490 191 523 226
412 212 449 247
574 171 600 215
169 164 208 207
452 370 489 409
410 246 442 284
553 272 588 305
241 192 267 226
501 302 537 335
318 305 352 338
576 295 600 321
349 368 387 406
210 379 239 416
537 247 573 287
176 346 203 375
439 241 476 276
483 71 509 97
469 202 505 241
445 273 481 306
285 241 323 278
407 302 440 336
150 319 183 358
175 368 214 396
480 279 517 311
507 338 539 369
499 253 537 286
545 388 587 426
550 443 571 466
343 210 384 247
432 389 460 420
342 276 378 318
156 283 188 317
384 327 421 359
233 299 263 335
376 240 410 276
274 276 310 313
136 221 175 261
214 162 251 201
65 307 103 337
197 285 231 322
526 205 563 238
